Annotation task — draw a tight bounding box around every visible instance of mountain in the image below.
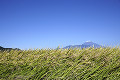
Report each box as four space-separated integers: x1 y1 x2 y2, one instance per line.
0 46 21 51
63 41 103 49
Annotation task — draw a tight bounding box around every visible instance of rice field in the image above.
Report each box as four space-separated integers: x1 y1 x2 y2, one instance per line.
0 47 120 80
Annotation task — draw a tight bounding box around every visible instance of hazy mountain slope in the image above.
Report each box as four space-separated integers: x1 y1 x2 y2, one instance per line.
63 42 103 49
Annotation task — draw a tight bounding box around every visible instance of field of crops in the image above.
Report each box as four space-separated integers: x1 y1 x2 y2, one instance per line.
0 47 120 80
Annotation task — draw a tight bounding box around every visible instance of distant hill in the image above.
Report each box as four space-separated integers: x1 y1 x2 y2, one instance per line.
0 46 20 51
63 41 103 49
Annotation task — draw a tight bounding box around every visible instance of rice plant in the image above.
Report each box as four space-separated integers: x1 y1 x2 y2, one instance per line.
0 47 120 79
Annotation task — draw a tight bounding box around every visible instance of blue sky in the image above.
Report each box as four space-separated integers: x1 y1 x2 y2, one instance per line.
0 0 120 49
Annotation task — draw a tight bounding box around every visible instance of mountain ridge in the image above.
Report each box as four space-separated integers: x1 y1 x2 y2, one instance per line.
63 41 103 49
0 46 20 51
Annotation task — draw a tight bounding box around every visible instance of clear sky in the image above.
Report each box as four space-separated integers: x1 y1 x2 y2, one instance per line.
0 0 120 49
